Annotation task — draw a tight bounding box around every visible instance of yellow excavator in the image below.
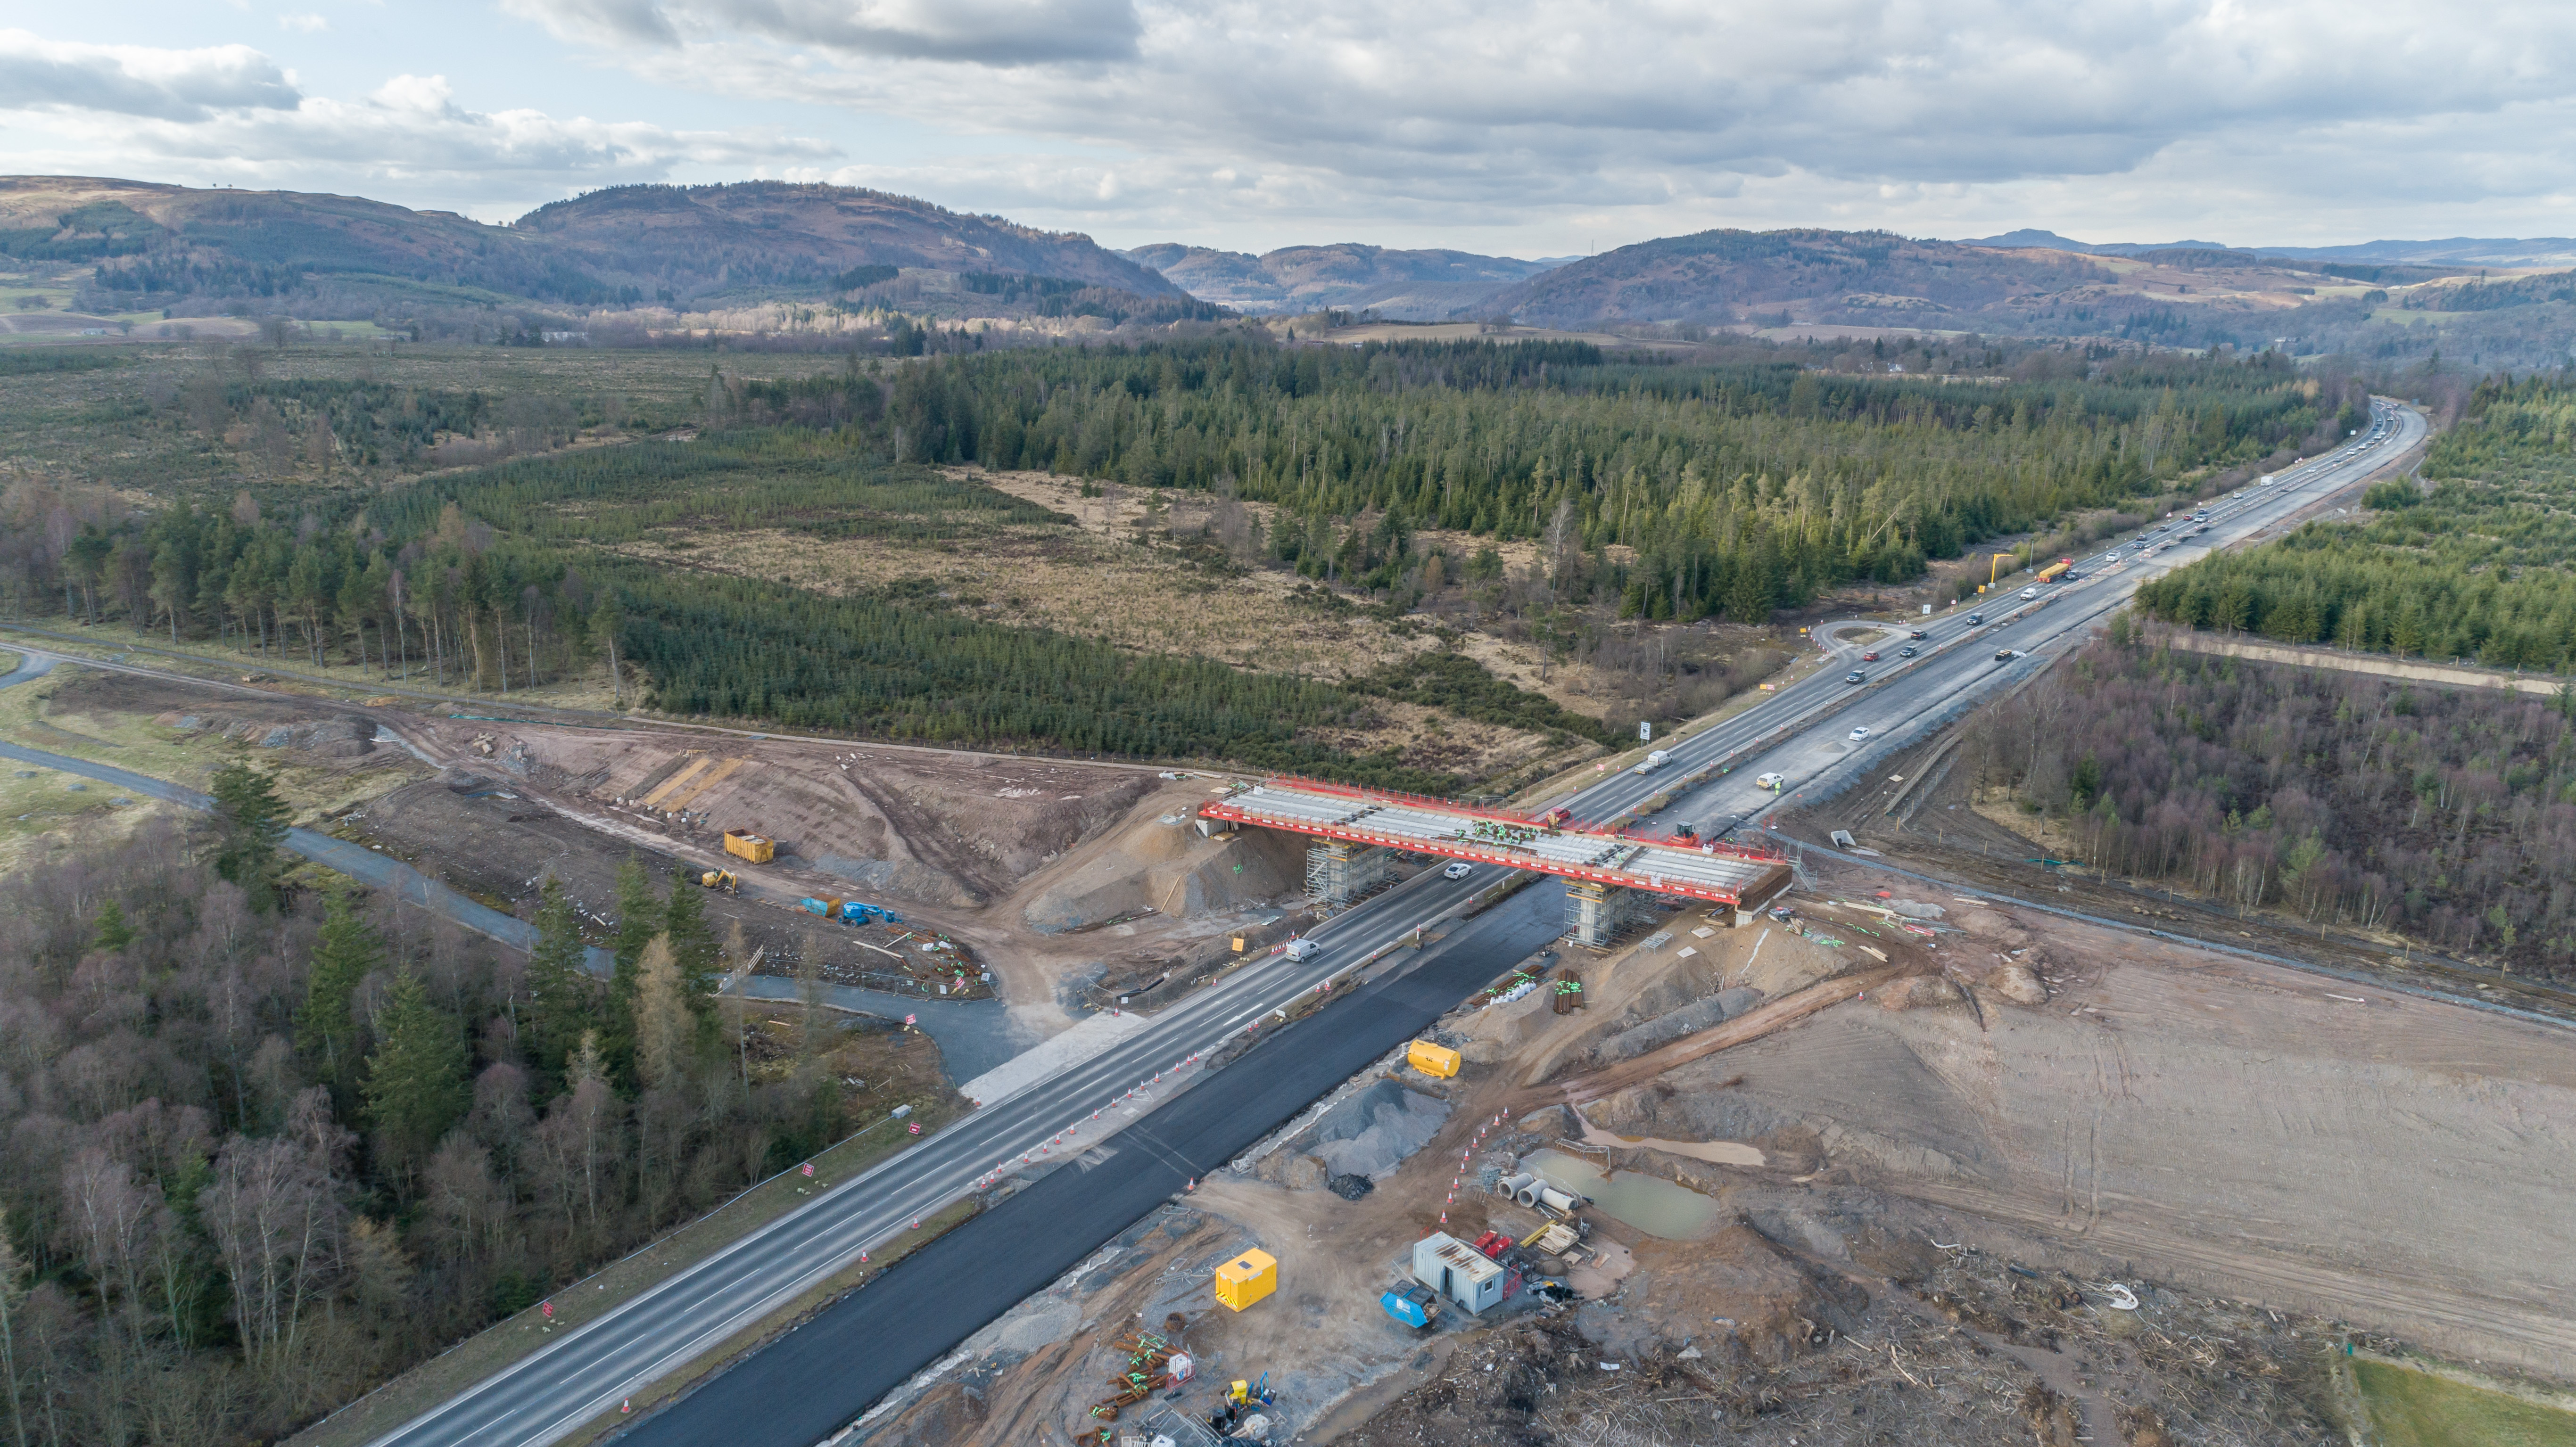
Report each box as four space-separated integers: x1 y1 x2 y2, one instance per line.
699 868 739 893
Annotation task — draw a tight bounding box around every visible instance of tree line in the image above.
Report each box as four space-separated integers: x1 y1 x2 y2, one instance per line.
0 771 913 1444
1974 627 2576 976
870 338 2338 621
2135 372 2576 671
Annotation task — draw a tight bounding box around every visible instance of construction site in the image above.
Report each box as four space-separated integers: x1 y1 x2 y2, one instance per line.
8 650 2573 1447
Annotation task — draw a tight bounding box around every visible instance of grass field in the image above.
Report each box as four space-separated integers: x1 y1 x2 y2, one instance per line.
2357 1359 2576 1447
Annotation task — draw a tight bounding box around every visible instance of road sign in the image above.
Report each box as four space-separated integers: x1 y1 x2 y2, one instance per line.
1638 721 1652 742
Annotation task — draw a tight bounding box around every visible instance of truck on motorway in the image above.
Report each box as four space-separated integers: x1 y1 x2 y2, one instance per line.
2034 558 2072 585
1630 749 1670 776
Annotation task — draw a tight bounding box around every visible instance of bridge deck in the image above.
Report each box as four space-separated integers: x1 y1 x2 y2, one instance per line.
1200 779 1792 910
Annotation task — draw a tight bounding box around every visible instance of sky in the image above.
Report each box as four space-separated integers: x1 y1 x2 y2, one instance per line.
4 1 2575 258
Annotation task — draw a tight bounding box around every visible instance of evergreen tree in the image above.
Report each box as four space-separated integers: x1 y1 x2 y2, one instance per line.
662 870 720 1007
610 855 657 1005
362 971 469 1168
206 760 290 910
91 898 135 953
526 877 595 1076
297 885 383 1084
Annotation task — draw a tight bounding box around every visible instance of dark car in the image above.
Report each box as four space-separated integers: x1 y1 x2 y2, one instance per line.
1860 650 1881 662
1844 670 1866 684
1993 649 2014 662
1899 645 1918 657
1909 629 1929 639
1967 613 1984 625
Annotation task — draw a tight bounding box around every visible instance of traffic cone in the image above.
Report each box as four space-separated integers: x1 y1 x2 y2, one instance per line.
622 1399 631 1414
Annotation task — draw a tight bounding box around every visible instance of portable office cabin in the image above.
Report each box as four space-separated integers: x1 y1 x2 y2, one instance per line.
1411 1232 1504 1315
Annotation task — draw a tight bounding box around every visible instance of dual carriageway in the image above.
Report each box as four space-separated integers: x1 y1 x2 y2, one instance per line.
363 399 2427 1447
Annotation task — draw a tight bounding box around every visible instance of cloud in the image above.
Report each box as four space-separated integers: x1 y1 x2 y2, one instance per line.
109 73 841 190
509 0 1140 64
533 0 2576 245
276 13 330 33
0 28 301 121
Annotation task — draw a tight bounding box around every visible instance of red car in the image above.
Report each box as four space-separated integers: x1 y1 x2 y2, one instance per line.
1860 650 1881 662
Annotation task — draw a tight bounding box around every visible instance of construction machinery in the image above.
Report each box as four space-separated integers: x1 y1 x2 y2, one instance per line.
698 868 739 892
721 828 775 864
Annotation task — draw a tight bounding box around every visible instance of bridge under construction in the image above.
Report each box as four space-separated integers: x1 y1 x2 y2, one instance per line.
1197 778 1792 946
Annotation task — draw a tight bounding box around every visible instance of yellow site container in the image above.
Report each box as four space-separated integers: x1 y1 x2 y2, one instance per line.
1214 1249 1277 1312
1407 1040 1462 1079
722 828 776 864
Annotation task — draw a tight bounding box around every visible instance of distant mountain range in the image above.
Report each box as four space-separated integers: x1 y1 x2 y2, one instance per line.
1119 242 1573 319
1960 228 2576 268
0 175 1183 314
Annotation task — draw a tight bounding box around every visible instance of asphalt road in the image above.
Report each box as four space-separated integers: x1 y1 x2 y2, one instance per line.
627 880 1569 1447
362 402 2425 1446
363 863 1501 1447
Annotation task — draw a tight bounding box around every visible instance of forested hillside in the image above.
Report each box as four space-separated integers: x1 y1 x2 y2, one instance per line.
0 792 949 1442
1976 630 2576 978
878 338 2343 619
2136 373 2576 671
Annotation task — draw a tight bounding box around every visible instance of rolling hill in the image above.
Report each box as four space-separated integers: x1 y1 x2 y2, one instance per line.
1123 242 1567 318
0 175 1183 316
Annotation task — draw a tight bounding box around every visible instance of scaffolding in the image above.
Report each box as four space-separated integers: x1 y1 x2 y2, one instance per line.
1564 880 1665 949
1305 840 1392 907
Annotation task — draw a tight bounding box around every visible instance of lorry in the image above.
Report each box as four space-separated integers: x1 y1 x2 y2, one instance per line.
2034 558 2073 585
1630 749 1671 777
722 828 775 864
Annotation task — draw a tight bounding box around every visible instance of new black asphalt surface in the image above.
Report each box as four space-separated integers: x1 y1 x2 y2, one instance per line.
621 880 1569 1447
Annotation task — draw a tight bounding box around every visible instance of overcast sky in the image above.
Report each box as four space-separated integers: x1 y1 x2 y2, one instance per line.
5 1 2573 257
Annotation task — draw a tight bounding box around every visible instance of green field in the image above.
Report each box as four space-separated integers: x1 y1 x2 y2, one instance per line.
2358 1360 2576 1447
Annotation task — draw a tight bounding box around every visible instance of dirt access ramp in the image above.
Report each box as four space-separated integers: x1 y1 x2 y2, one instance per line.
1567 888 2576 1379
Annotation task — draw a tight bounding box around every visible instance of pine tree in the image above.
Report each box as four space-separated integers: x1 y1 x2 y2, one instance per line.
662 870 720 1006
362 970 468 1168
526 877 595 1076
206 760 290 911
297 885 383 1084
91 898 135 953
611 855 657 1006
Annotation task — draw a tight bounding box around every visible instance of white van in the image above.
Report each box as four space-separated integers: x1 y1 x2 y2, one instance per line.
1755 772 1786 791
1285 939 1320 962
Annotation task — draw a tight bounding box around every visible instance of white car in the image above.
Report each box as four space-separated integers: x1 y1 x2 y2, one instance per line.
1849 726 1871 742
1442 861 1473 880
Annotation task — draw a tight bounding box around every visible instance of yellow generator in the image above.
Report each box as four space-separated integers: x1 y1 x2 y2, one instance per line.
1213 1250 1277 1312
1406 1040 1461 1080
722 828 775 864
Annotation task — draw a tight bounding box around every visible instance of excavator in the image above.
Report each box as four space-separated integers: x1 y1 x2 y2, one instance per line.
698 868 739 893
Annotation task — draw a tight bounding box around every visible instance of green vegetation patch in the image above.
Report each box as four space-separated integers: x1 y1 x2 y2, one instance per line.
0 346 124 376
867 337 2339 620
2138 374 2576 670
2357 1360 2576 1447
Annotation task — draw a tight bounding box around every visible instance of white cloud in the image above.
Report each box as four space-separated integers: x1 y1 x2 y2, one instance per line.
276 13 329 33
521 0 2576 247
0 27 300 121
508 0 1139 64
